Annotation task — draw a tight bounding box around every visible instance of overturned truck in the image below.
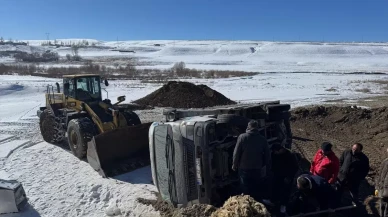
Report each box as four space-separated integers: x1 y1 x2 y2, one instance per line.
148 101 292 207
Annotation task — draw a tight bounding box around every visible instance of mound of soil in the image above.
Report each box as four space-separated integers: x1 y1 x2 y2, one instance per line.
134 81 236 108
137 197 216 217
137 197 178 217
211 195 270 217
180 204 217 217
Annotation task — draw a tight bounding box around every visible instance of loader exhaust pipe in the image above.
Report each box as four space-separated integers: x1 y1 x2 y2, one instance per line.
87 122 152 177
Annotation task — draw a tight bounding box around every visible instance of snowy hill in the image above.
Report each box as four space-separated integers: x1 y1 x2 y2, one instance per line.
2 39 388 73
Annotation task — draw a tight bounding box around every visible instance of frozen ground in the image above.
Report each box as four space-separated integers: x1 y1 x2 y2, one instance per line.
0 73 388 217
2 39 388 73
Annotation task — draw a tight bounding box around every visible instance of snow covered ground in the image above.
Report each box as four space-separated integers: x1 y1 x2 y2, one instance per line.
0 73 388 217
2 39 388 73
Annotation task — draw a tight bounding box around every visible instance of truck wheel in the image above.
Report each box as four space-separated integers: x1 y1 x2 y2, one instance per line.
67 118 95 159
123 111 141 126
39 109 64 144
217 114 251 134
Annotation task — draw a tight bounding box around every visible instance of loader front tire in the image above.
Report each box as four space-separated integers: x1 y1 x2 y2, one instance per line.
39 109 64 144
67 118 95 159
123 111 141 126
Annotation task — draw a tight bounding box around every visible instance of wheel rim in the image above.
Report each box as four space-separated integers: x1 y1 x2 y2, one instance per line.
70 130 78 150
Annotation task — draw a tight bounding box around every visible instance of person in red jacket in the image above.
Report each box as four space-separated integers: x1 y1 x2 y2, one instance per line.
310 142 340 184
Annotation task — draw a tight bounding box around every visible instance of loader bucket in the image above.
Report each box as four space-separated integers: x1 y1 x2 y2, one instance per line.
87 122 152 177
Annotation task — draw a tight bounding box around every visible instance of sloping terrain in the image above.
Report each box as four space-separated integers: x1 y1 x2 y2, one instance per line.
291 106 388 181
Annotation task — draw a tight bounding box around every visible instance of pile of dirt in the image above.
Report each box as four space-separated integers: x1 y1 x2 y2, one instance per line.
137 197 178 217
133 81 236 108
211 195 270 217
180 204 217 217
137 197 216 217
291 106 388 202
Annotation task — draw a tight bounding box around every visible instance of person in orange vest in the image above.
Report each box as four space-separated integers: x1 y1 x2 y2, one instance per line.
310 142 339 184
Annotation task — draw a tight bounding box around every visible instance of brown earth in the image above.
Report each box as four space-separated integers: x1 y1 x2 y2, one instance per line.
290 105 388 216
137 197 178 217
291 105 388 182
137 197 216 217
133 81 236 108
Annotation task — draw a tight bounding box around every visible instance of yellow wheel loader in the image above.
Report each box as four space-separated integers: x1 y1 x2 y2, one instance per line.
37 74 151 177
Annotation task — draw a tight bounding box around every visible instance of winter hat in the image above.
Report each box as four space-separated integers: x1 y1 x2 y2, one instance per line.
321 142 332 152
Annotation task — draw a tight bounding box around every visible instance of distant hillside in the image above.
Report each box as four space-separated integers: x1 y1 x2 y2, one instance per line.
1 39 388 73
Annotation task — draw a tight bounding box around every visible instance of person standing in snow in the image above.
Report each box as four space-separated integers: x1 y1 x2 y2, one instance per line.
232 120 271 203
377 148 388 217
310 142 340 184
270 143 299 214
337 143 369 205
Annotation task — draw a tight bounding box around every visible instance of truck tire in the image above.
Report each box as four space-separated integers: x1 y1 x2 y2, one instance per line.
67 118 95 159
217 114 250 133
123 111 141 126
39 109 64 144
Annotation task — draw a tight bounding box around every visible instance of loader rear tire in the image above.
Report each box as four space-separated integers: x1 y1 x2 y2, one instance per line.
123 111 141 126
39 109 64 144
67 118 96 159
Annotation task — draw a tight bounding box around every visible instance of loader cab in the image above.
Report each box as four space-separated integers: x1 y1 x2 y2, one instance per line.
63 75 103 103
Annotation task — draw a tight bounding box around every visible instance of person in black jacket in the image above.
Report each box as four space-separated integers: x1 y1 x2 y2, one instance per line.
288 174 338 217
337 143 369 204
232 120 271 202
270 143 299 214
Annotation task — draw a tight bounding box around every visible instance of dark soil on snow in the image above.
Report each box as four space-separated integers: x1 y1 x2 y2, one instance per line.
137 197 216 217
137 197 178 217
133 81 236 108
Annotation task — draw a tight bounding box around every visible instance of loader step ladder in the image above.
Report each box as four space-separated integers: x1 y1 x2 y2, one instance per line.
46 85 56 104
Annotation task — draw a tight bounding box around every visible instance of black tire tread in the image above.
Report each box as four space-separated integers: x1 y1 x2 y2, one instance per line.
39 109 65 144
67 117 95 159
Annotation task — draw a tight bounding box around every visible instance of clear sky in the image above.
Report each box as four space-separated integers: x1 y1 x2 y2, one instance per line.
0 0 387 42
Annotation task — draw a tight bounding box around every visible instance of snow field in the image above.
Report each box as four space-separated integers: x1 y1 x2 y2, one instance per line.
2 40 388 73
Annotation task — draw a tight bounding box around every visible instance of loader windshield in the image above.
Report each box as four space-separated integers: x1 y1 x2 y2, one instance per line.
75 76 102 102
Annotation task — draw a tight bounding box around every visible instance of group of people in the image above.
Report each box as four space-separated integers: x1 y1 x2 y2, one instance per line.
232 120 371 216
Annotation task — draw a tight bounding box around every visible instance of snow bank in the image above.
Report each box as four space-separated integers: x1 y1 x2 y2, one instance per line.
2 142 159 217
